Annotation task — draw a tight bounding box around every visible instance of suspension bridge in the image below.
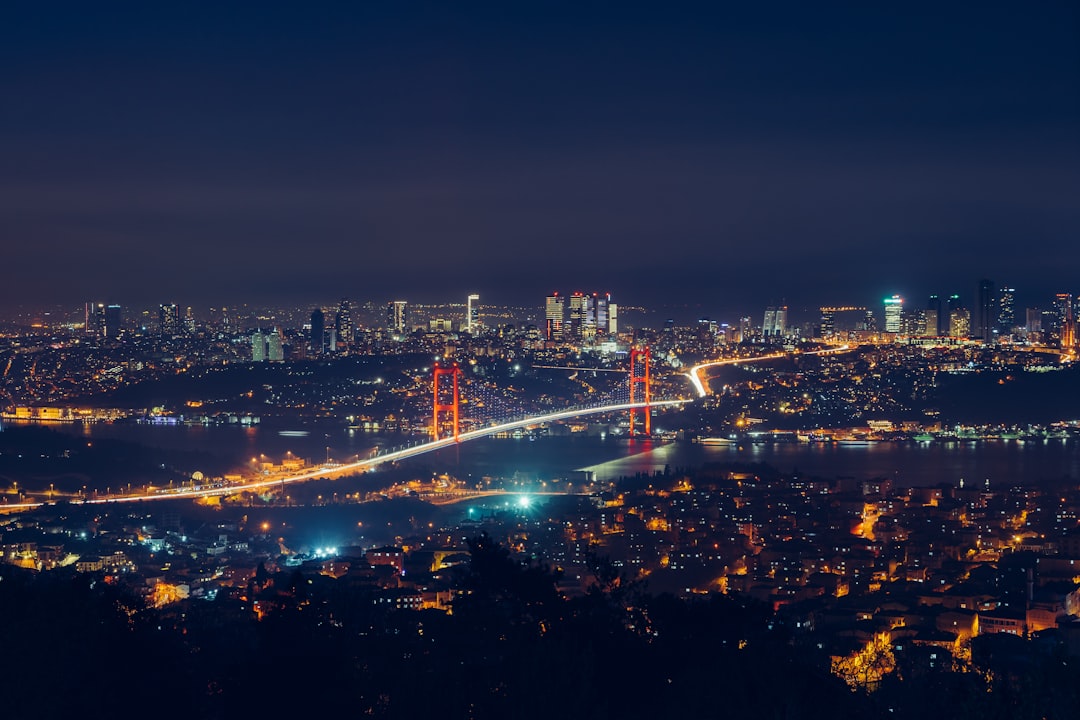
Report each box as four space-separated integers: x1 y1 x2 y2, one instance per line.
2 347 689 511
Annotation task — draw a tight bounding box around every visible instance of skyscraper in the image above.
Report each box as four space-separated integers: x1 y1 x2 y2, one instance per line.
1053 293 1075 348
387 300 408 336
975 278 996 340
251 330 266 362
466 294 480 334
762 307 777 338
997 285 1015 335
950 307 971 338
927 295 943 336
103 304 122 338
819 307 835 338
594 293 610 336
267 329 284 362
335 298 352 350
568 292 588 341
159 303 181 337
883 295 903 334
310 309 325 355
545 293 565 342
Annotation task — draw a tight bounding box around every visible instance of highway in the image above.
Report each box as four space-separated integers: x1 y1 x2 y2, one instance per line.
0 399 689 512
686 345 852 398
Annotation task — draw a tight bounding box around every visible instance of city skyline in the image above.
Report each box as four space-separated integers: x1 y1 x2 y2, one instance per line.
3 3 1077 308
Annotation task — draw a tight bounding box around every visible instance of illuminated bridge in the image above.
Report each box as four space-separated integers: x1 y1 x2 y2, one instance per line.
0 398 689 512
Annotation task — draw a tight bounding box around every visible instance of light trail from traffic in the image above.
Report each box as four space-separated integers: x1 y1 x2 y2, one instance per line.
686 345 852 398
0 399 690 512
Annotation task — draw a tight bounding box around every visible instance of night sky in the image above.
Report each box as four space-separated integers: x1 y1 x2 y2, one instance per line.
3 2 1078 314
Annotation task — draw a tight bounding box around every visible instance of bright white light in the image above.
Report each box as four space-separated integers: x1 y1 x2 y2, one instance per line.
517 495 531 509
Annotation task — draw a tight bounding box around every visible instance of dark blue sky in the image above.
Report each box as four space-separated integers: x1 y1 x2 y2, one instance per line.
3 1 1078 315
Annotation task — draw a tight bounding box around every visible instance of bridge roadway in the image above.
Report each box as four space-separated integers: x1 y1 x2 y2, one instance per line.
0 399 689 512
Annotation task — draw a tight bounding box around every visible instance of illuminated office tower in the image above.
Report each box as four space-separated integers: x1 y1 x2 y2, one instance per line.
762 307 776 337
922 309 938 337
85 302 102 336
819 308 835 338
310 309 325 355
775 306 788 336
1053 293 1074 348
568 292 588 341
183 307 196 335
466 294 480 334
927 295 943 335
545 293 565 342
267 329 284 362
761 305 788 338
883 295 903 334
103 304 122 338
607 302 618 335
974 278 996 340
950 307 971 338
335 298 352 350
596 293 613 338
159 303 181 337
251 330 266 362
997 285 1015 335
387 300 408 336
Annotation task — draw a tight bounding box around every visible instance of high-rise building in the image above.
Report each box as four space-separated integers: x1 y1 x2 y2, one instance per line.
975 278 996 340
1026 308 1042 333
607 302 618 335
159 304 181 337
863 309 877 333
387 300 408 336
104 304 122 338
950 308 970 338
85 302 101 336
466 294 480 334
267 329 284 362
594 293 610 337
762 307 776 337
183 307 196 335
568 292 588 341
997 285 1015 335
761 305 788 338
927 295 943 336
1053 293 1074 348
251 330 266 362
819 307 835 338
310 309 325 355
335 299 352 350
545 293 565 342
883 295 903 334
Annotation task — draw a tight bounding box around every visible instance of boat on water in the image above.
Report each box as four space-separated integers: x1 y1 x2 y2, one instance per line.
696 436 736 445
913 433 934 443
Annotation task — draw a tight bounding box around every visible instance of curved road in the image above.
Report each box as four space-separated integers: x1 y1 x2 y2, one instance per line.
686 344 852 398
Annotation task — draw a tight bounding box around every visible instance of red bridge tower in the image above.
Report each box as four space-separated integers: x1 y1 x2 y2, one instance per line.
629 346 651 437
432 362 463 441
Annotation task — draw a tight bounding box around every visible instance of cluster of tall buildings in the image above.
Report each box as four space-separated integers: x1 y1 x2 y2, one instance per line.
251 328 284 362
761 305 788 338
544 292 618 343
878 281 1077 348
83 301 123 338
309 298 355 355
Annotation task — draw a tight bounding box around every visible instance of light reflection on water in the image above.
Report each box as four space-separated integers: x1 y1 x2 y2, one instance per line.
33 421 1080 489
